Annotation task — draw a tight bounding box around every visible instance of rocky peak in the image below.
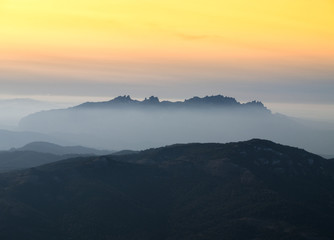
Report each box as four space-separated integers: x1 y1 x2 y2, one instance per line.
111 95 134 103
143 96 160 104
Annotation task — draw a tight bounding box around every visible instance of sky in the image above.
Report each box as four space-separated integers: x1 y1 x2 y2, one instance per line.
0 0 333 119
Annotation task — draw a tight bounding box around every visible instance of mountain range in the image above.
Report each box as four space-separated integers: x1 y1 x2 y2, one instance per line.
17 95 334 155
0 139 333 239
74 95 270 112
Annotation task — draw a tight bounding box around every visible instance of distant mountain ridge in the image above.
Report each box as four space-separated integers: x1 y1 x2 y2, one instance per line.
0 142 113 172
0 129 65 150
74 95 270 112
13 141 113 156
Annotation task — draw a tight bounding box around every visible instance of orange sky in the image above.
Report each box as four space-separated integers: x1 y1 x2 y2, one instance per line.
1 1 334 60
0 0 333 102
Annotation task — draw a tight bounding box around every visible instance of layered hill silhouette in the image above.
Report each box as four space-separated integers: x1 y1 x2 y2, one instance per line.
0 129 64 150
0 139 333 239
0 150 65 172
18 95 334 155
13 141 113 156
0 142 113 172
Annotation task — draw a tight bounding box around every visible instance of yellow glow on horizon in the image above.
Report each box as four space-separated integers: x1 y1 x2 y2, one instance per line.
1 0 334 68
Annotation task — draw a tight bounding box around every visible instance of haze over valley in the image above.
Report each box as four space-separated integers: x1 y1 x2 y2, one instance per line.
0 95 332 157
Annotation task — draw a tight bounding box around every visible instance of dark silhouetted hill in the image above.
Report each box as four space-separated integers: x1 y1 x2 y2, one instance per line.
0 151 66 172
111 149 139 156
0 139 333 239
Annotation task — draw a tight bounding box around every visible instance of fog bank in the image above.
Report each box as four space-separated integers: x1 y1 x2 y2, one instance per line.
19 107 334 155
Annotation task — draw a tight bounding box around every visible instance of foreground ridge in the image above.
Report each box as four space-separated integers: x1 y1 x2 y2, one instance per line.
0 139 333 239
